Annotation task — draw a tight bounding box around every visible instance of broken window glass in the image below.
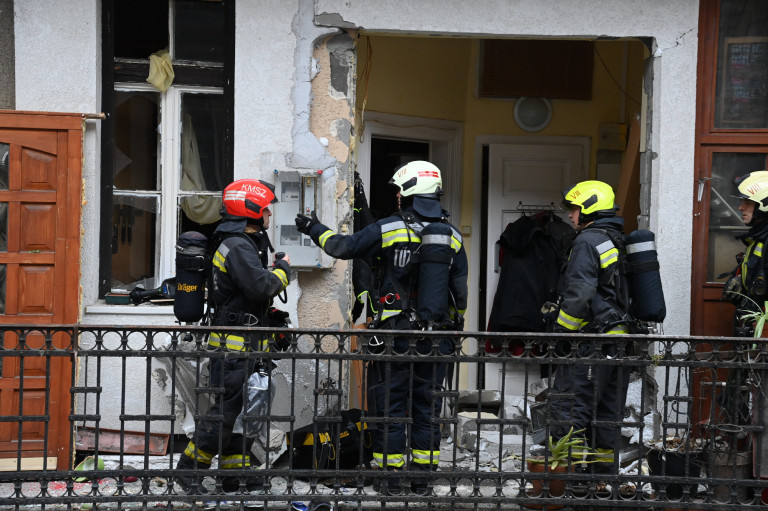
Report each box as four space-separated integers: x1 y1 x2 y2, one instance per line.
175 0 226 63
114 0 169 60
0 142 8 191
110 196 159 292
114 91 160 191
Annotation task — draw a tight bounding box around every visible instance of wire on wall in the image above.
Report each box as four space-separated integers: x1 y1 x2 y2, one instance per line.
594 46 642 107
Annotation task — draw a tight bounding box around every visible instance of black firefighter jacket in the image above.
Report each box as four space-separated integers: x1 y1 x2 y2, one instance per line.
305 197 468 325
208 219 290 351
555 216 627 333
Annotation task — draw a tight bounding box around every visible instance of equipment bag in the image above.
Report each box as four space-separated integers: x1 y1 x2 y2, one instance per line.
174 231 209 323
625 229 666 322
288 409 372 470
416 221 454 324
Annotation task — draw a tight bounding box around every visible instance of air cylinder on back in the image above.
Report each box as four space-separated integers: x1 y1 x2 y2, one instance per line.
625 229 666 323
174 231 209 323
416 222 454 325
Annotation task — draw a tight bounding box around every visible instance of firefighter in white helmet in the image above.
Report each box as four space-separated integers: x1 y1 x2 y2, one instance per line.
296 161 468 496
723 170 768 333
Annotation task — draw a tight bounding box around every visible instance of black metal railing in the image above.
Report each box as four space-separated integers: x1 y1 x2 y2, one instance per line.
0 324 766 510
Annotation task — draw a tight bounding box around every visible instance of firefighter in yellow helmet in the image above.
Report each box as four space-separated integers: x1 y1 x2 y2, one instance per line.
548 180 632 476
724 170 768 334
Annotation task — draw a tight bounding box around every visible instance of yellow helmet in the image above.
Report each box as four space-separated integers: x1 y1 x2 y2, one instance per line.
562 180 615 216
735 170 768 212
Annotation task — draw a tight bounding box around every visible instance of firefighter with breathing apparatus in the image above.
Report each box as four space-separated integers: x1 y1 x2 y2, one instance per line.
174 178 291 497
295 161 468 496
548 180 632 476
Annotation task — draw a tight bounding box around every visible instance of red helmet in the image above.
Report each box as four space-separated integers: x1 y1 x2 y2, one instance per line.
222 179 277 222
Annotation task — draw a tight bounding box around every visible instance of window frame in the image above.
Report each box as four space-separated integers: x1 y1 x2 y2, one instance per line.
100 0 234 298
691 0 768 335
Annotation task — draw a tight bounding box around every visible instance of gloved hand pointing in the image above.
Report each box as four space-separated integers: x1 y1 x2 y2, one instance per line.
295 211 320 235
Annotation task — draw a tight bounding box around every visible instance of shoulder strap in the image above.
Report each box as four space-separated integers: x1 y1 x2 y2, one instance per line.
592 227 631 313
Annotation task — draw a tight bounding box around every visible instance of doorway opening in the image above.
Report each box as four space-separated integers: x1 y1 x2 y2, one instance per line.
368 138 430 220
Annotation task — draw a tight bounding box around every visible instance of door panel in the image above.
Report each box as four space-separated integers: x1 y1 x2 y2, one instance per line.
486 143 585 328
485 142 585 393
0 111 83 470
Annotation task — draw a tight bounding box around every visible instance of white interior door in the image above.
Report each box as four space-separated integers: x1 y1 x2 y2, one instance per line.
485 142 585 391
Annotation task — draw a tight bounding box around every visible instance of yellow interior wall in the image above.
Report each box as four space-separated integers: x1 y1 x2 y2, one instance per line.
356 35 646 232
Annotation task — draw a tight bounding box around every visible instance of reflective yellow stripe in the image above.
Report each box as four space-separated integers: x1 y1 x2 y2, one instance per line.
302 431 332 446
212 250 227 273
319 229 334 249
557 310 582 331
272 268 288 287
606 325 629 335
184 442 215 464
382 229 420 248
372 452 404 468
208 333 269 352
756 242 764 258
599 247 619 268
381 309 402 320
450 235 461 252
220 453 251 469
412 449 440 465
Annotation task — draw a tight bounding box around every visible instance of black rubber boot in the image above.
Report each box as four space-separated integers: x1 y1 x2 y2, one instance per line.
372 468 403 496
221 472 266 494
410 464 433 496
174 455 210 495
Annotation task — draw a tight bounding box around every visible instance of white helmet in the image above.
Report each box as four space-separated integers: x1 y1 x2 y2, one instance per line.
735 170 768 212
389 161 443 198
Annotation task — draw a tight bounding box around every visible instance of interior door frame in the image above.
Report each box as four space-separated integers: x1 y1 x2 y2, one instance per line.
469 135 589 389
356 112 463 221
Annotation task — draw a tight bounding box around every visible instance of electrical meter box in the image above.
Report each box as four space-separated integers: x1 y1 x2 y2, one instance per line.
271 171 329 268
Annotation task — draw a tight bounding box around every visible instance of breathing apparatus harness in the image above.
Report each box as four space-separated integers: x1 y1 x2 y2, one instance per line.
373 211 457 333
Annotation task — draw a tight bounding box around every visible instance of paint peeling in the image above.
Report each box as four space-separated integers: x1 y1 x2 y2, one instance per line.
314 12 360 29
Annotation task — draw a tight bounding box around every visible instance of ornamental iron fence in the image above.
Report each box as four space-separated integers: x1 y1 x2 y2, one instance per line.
0 325 764 510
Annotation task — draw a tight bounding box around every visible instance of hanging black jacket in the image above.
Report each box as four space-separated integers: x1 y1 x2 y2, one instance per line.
488 213 574 332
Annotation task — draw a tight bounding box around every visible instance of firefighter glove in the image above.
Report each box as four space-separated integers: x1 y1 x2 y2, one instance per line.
295 211 320 235
722 274 744 305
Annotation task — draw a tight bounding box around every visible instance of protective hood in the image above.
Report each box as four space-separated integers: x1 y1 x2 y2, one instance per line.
411 195 446 220
741 216 768 243
585 215 624 233
214 215 248 235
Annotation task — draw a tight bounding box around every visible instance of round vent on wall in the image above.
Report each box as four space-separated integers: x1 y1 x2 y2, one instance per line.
513 97 552 132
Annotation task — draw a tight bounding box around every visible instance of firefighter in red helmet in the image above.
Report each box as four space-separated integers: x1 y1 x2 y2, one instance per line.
174 179 291 497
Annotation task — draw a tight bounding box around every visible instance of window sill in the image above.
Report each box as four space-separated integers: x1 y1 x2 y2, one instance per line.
85 303 175 315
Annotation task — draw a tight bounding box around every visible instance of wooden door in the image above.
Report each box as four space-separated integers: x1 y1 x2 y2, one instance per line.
0 110 84 470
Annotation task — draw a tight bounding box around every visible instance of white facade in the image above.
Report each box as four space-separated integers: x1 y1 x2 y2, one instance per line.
9 0 700 431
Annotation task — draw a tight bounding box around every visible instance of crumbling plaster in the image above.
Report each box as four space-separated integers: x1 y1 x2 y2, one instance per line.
315 0 699 336
293 32 358 329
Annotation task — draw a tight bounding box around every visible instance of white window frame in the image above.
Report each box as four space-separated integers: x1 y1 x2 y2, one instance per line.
113 82 223 283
